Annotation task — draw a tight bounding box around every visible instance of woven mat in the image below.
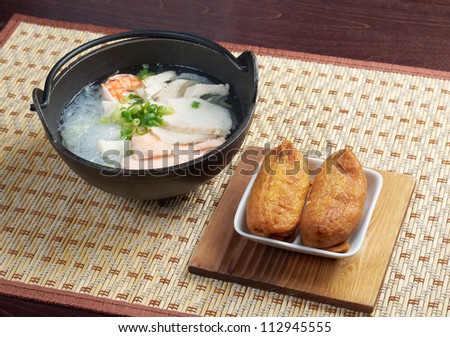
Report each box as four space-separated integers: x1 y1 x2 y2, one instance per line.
1 15 450 317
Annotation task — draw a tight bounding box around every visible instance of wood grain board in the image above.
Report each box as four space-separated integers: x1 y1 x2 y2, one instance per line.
189 147 416 313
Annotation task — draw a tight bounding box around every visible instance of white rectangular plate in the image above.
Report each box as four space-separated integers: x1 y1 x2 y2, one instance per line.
234 157 383 259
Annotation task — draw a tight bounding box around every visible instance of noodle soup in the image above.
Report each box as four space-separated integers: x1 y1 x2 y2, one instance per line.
59 64 241 170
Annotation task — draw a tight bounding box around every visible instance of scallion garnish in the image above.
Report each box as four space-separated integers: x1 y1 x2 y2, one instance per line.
134 125 148 135
191 100 201 108
127 94 144 104
99 116 109 124
136 64 155 80
108 94 174 140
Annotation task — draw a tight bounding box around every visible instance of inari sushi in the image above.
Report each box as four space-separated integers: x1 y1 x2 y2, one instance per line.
300 148 367 251
246 140 310 242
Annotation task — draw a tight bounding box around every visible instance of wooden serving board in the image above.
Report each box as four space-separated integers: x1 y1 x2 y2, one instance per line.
189 147 416 313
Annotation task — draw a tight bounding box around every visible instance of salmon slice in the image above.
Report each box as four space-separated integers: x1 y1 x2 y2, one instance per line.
130 130 225 160
151 127 211 144
122 149 209 170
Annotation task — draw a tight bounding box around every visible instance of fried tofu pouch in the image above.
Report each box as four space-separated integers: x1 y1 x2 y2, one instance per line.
246 140 310 241
299 149 367 251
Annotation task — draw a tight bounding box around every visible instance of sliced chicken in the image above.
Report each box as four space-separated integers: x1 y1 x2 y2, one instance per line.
154 79 195 104
143 71 177 99
183 83 229 98
177 73 212 84
163 97 232 136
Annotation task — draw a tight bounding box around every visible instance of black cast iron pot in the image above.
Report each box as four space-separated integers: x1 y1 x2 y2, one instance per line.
31 30 257 200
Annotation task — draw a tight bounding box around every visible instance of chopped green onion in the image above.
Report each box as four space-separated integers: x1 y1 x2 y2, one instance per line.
164 106 175 115
127 94 144 104
129 104 142 116
112 99 173 139
120 127 133 140
157 106 169 115
191 100 201 108
99 116 109 124
121 110 133 122
142 113 155 124
150 104 158 110
136 64 155 80
134 125 148 135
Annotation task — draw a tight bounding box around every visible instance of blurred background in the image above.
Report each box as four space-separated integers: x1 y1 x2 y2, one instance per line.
2 0 450 71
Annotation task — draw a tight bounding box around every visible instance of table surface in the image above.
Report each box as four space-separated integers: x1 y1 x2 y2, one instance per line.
1 0 449 317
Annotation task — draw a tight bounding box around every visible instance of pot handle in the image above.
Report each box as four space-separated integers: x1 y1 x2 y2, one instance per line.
31 30 247 110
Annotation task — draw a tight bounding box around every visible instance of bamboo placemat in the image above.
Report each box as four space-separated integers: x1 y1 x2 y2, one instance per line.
1 15 449 317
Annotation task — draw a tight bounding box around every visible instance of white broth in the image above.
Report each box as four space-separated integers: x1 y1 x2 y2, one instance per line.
59 66 236 169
